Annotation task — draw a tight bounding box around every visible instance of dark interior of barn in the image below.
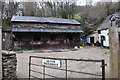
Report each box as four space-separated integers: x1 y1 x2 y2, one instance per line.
13 32 81 50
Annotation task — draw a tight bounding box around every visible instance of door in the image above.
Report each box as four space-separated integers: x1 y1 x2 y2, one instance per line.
101 36 105 46
90 37 94 44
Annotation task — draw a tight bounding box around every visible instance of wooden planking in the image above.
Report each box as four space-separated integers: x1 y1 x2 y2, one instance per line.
13 32 80 50
13 22 81 28
109 26 119 78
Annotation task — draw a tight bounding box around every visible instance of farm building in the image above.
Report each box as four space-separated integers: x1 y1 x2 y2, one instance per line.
11 16 83 50
87 31 98 44
96 15 112 47
97 13 120 47
87 13 120 47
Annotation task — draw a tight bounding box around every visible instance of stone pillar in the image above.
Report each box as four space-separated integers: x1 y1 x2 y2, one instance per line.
109 26 120 79
0 26 2 79
2 50 17 79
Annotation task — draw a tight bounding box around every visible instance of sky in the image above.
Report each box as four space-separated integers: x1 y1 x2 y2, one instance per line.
77 0 119 5
78 0 100 5
2 0 120 6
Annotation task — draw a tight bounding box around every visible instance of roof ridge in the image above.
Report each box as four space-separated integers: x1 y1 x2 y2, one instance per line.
11 16 81 25
12 15 75 20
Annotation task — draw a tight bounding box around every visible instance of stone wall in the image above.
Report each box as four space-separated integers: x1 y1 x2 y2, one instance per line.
2 51 17 80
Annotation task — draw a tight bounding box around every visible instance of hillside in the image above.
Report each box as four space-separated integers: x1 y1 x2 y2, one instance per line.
0 1 120 37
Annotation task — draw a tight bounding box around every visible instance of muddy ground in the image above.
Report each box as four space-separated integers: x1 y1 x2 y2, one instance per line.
16 47 110 78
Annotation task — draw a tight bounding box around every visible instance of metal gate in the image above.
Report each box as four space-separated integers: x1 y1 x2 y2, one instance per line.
29 56 106 80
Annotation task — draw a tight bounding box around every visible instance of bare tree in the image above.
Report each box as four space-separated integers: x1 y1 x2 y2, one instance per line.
22 2 38 16
1 1 19 31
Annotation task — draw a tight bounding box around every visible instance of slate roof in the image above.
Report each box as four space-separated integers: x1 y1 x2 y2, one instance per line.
111 13 120 19
11 16 81 25
97 15 112 30
97 13 120 30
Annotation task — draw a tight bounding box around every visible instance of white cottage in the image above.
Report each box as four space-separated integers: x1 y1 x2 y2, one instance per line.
97 13 120 47
87 13 120 47
97 15 111 47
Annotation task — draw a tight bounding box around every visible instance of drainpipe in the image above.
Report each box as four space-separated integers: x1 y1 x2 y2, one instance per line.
0 26 2 79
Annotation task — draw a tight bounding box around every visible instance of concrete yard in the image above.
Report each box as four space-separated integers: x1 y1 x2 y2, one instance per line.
16 47 110 78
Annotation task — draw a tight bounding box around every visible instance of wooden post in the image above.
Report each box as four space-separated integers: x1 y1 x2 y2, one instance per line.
109 26 120 79
0 26 2 80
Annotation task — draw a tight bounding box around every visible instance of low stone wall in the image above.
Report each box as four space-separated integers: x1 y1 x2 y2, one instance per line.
2 51 17 80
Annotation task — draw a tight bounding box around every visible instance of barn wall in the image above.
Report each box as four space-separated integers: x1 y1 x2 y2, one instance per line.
13 32 80 50
13 22 81 28
12 22 81 50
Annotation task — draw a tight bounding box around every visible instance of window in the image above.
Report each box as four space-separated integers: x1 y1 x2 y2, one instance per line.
98 30 101 34
101 36 105 41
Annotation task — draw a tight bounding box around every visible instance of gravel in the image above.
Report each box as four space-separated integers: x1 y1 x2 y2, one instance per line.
16 47 110 78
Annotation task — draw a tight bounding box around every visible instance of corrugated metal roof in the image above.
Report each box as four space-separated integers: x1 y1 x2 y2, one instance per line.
12 25 83 33
11 16 81 25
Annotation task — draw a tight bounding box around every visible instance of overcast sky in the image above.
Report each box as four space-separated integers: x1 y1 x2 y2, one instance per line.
3 0 120 5
77 0 119 5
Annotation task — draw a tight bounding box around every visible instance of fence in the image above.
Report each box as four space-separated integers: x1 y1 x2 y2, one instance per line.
29 56 106 80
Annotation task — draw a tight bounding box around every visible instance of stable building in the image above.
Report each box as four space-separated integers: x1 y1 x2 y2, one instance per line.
11 16 83 50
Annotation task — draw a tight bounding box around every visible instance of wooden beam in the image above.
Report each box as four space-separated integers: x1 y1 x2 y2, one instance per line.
109 26 119 79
